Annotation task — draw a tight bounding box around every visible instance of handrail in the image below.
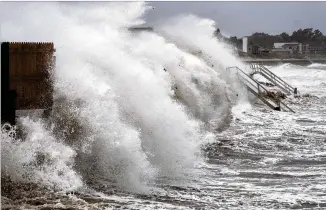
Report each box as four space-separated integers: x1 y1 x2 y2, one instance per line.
251 64 290 89
252 67 293 95
255 64 294 92
250 63 299 95
230 66 277 100
228 66 272 95
260 66 293 90
227 66 295 113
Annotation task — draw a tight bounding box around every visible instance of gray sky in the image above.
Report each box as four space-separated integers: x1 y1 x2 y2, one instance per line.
145 2 326 37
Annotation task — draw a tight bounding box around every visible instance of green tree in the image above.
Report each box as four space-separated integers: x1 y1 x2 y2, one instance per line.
279 32 291 42
312 29 323 41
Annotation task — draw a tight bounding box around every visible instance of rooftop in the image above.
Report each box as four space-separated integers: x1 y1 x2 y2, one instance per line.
274 42 299 49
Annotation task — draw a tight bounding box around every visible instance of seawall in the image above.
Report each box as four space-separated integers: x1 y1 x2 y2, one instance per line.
241 58 326 66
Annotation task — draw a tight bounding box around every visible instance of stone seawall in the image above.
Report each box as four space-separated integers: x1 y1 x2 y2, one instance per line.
241 58 326 66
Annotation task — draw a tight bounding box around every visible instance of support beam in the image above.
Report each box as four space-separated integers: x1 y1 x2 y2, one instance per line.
1 42 16 125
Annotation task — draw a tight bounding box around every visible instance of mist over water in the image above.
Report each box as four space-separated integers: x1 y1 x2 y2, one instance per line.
1 1 244 193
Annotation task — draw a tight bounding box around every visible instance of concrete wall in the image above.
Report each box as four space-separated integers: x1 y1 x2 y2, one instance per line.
242 58 326 66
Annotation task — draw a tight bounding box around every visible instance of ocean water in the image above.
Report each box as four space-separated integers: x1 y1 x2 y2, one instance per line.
1 2 326 210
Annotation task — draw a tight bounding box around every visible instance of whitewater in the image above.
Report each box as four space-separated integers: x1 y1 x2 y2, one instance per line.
1 2 326 209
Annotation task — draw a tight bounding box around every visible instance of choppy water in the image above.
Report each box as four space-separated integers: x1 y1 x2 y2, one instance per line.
1 2 326 210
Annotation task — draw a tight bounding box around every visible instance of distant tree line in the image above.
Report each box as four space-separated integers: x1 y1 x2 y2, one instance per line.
214 28 326 49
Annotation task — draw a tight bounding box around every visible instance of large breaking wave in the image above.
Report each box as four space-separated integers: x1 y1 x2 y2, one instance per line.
1 2 247 193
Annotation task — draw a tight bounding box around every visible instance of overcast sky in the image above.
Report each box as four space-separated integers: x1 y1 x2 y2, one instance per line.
145 2 326 37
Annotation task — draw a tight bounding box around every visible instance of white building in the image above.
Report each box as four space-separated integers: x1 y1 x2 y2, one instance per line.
273 42 307 54
242 37 248 53
271 48 293 56
273 42 299 49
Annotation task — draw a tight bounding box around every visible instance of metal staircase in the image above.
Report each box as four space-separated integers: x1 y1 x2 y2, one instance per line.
227 66 295 113
249 63 299 96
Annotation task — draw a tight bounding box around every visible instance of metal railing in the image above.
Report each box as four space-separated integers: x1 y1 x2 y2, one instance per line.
249 63 299 95
227 66 295 113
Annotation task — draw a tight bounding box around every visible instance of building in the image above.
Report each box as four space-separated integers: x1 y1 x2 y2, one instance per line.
274 42 302 53
282 43 299 52
242 37 248 53
248 43 270 56
273 42 321 54
307 41 326 53
274 42 299 49
242 37 269 56
271 48 293 56
259 47 270 56
249 44 259 54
